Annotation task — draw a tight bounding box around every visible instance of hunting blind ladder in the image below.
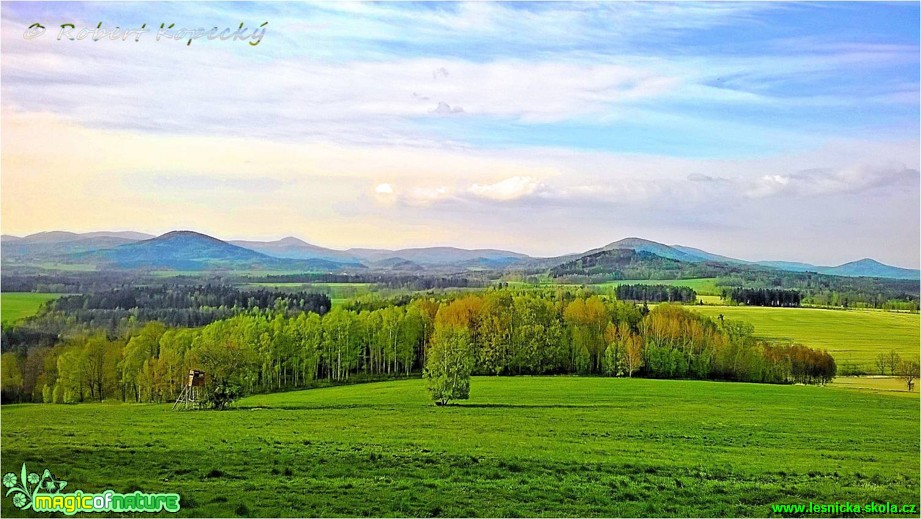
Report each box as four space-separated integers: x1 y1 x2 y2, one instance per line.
172 369 207 410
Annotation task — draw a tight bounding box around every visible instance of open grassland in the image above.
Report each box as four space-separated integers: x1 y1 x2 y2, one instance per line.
2 377 918 517
596 278 721 295
688 305 920 371
0 293 60 325
830 376 918 396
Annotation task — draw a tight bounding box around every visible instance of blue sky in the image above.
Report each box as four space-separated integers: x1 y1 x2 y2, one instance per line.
1 2 919 267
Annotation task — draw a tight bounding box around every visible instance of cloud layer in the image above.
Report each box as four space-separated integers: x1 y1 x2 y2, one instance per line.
1 2 918 267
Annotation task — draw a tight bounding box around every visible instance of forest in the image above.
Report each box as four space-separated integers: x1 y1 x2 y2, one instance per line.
0 286 332 355
46 285 332 327
0 271 488 295
549 250 734 280
544 251 919 311
0 288 836 406
715 272 918 310
615 284 697 303
724 287 802 307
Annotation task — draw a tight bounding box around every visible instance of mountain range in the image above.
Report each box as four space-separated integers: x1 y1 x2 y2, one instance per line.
1 230 917 280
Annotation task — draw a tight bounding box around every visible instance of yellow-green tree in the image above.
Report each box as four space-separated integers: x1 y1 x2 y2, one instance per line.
424 325 474 406
1 352 24 403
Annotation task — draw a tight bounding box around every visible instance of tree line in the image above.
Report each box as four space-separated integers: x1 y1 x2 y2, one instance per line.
0 288 837 406
615 284 697 303
723 287 802 307
242 273 487 291
873 349 921 390
424 296 837 404
0 300 436 406
1 286 332 354
49 285 332 318
716 272 918 311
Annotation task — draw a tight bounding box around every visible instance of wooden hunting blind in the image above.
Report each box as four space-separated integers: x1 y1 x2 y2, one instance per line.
172 369 207 410
187 369 207 387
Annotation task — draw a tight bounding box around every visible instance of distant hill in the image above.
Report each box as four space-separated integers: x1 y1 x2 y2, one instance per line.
2 229 916 279
68 231 357 272
583 237 706 263
670 245 750 265
753 259 919 279
346 246 530 266
3 231 154 243
1 231 147 259
228 239 529 269
548 248 737 279
754 260 817 272
367 257 427 271
80 231 155 241
585 238 919 280
230 237 362 264
822 258 919 280
549 239 919 282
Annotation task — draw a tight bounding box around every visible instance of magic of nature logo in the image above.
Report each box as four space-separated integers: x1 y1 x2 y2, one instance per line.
3 464 180 515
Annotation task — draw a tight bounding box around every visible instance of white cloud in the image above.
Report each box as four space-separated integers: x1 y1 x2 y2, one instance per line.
744 163 918 198
4 16 911 145
405 186 452 206
747 174 792 198
432 101 465 115
468 176 541 201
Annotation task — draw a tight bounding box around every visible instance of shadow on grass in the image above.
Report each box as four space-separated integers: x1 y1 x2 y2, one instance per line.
230 403 408 411
453 403 627 409
230 402 628 411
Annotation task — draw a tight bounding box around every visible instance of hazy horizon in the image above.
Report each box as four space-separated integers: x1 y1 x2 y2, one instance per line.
2 2 919 268
3 227 918 270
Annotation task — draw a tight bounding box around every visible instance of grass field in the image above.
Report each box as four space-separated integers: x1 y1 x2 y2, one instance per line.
0 293 60 325
830 376 918 396
686 305 920 371
2 377 918 517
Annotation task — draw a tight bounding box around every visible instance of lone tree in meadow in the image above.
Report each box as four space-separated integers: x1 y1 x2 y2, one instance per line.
424 326 474 406
898 360 919 392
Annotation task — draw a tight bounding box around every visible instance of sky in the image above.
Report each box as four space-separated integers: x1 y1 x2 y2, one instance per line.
1 1 919 267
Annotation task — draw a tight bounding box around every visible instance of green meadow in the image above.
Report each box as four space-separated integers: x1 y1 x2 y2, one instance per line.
686 305 920 371
2 377 918 517
0 293 61 325
831 376 918 396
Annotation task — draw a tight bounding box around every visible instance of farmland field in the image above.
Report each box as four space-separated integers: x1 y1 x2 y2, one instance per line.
2 377 918 517
687 305 919 371
0 293 60 324
830 376 918 396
